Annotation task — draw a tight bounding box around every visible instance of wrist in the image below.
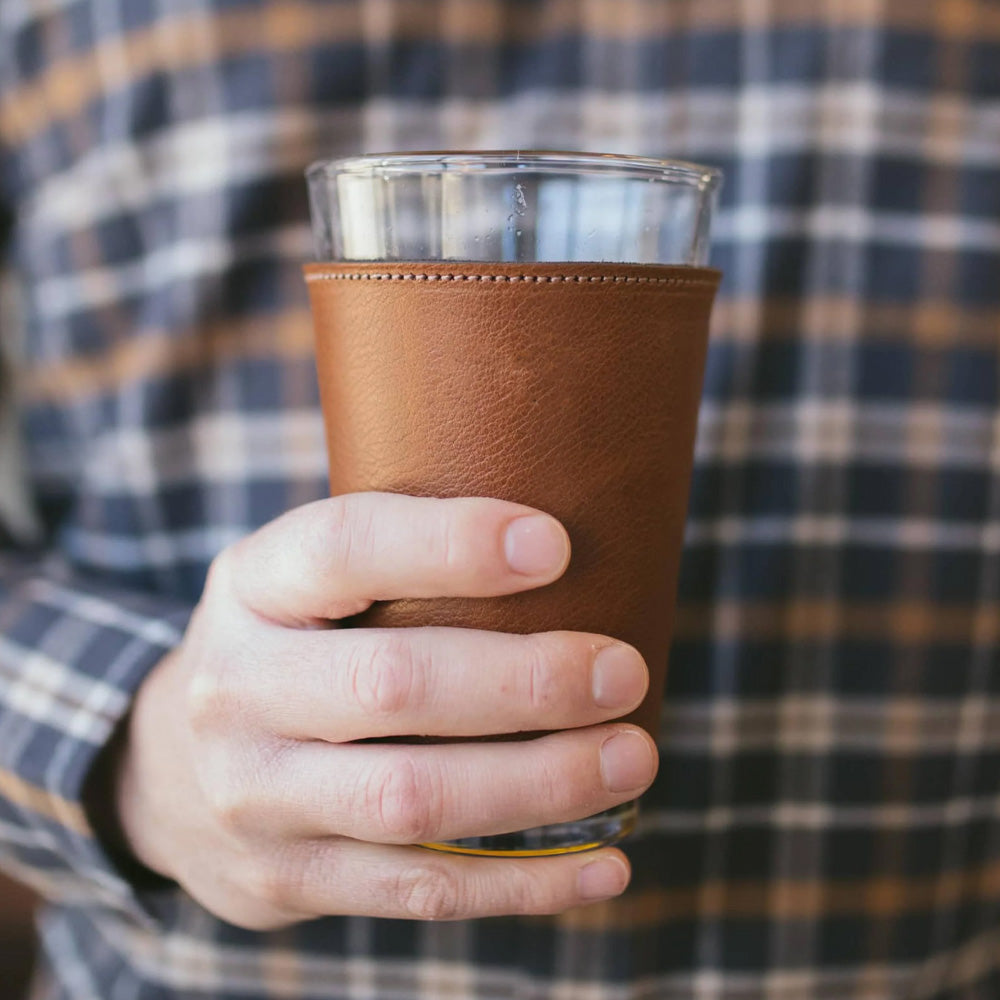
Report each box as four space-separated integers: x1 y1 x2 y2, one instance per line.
82 706 175 890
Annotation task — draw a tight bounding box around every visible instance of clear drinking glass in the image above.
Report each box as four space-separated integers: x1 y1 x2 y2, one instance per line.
305 151 721 856
308 150 718 266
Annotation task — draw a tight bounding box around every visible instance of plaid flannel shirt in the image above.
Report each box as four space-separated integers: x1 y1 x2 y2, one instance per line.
1 1 999 997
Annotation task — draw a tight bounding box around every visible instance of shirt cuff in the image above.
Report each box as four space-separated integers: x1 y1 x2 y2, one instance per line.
0 553 194 926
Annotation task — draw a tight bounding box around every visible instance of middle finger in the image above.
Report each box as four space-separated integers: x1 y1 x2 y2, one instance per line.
251 626 648 741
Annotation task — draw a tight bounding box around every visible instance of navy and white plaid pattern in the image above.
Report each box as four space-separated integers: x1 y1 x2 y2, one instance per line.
2 1 1000 997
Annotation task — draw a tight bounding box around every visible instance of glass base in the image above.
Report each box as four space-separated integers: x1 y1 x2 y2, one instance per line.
420 800 639 857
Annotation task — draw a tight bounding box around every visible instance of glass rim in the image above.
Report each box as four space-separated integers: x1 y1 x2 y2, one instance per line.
306 150 722 191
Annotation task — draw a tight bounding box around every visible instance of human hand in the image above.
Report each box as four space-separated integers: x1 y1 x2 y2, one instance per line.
114 493 657 928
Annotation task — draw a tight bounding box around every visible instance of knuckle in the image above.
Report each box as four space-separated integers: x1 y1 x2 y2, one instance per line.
186 666 228 731
210 784 254 836
532 745 578 816
438 506 472 573
522 636 563 713
395 864 465 921
183 622 268 737
186 652 254 732
347 633 419 719
365 754 441 843
204 763 260 836
247 852 301 912
327 494 378 569
250 840 342 917
507 867 555 915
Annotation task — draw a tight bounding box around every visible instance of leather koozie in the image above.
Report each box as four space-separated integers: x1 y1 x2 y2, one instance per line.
304 261 720 738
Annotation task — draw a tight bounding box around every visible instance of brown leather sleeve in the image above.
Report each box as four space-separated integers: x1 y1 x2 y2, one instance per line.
304 261 720 738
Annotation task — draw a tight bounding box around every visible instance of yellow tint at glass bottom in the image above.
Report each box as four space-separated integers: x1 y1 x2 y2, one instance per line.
418 807 638 857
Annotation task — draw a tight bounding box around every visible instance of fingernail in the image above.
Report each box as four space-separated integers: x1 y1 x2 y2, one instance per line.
600 731 656 793
504 515 569 577
592 644 647 711
577 857 629 900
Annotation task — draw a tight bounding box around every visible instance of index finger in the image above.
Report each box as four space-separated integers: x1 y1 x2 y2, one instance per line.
222 492 571 626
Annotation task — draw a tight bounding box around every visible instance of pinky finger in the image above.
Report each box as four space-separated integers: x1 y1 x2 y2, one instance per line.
290 841 632 921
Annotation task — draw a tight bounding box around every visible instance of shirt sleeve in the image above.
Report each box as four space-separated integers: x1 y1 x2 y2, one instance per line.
0 550 193 923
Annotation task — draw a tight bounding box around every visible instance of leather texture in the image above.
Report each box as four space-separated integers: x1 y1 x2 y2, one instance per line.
304 261 720 738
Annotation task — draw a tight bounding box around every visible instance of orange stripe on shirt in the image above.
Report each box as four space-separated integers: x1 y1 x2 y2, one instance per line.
5 1 1000 146
0 767 90 837
23 309 314 403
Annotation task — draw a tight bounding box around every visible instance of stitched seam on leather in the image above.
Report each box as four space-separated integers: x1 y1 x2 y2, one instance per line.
305 271 717 287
